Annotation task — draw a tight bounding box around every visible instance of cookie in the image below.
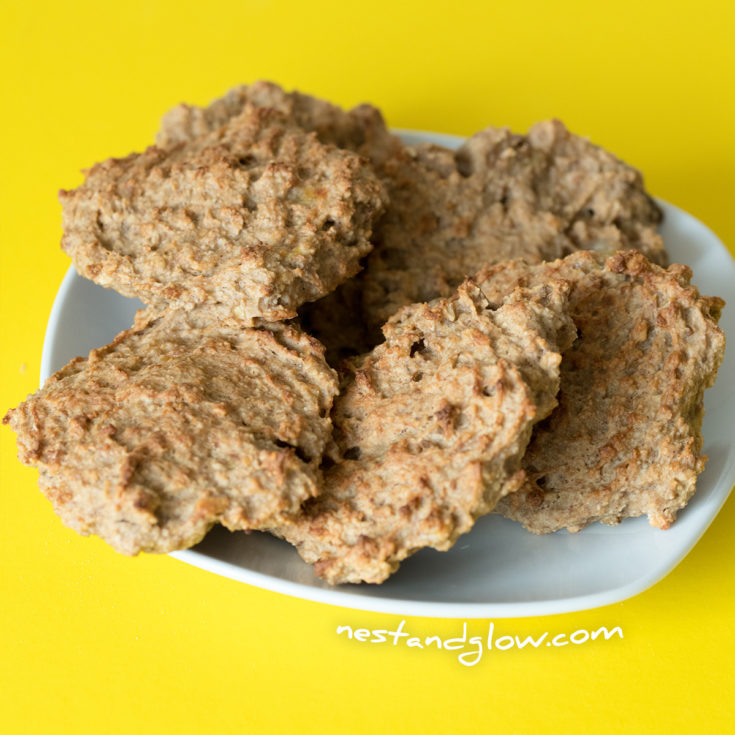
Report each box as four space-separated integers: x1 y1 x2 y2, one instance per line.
60 105 386 322
271 279 576 583
3 303 338 554
361 120 666 332
157 79 404 172
475 250 725 533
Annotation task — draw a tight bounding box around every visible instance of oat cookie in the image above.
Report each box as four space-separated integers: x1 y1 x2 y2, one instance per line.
272 280 576 583
362 120 666 332
157 80 404 172
155 81 404 360
61 105 386 322
3 304 338 555
475 250 725 533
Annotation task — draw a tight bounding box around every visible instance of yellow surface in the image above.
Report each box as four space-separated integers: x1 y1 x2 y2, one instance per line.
2 1 734 733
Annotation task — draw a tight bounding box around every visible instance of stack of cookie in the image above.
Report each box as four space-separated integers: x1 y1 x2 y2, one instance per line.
4 82 726 584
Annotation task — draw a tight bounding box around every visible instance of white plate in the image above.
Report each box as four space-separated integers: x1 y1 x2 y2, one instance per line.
41 131 735 618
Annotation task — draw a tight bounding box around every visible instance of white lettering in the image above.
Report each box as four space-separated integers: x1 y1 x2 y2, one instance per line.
515 632 548 649
458 637 483 667
335 621 623 665
443 623 468 651
591 626 623 641
495 635 515 651
387 620 409 645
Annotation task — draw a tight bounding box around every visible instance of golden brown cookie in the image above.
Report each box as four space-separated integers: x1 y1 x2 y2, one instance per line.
361 120 666 332
3 303 338 555
156 79 404 172
60 105 386 322
155 81 405 362
475 250 725 533
271 279 576 583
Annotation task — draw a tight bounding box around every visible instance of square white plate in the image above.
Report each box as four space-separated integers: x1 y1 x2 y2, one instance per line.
40 131 735 618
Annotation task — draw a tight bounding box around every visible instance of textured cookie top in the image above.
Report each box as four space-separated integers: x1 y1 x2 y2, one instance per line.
475 250 725 533
157 80 404 172
155 81 404 363
60 105 386 322
3 303 338 555
361 119 666 332
273 280 576 584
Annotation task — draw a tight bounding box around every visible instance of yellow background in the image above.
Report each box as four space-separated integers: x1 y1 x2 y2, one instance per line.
2 1 734 732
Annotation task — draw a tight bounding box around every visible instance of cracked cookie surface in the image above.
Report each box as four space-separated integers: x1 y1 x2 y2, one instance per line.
475 250 725 533
3 303 338 554
271 280 576 583
361 120 666 333
61 105 386 322
156 80 404 171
